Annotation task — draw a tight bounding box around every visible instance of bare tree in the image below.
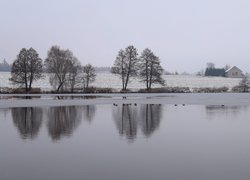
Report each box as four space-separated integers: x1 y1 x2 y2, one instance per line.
82 64 96 88
224 64 231 71
139 48 165 90
44 46 77 92
207 62 215 69
196 69 204 76
111 49 126 89
239 75 250 92
66 57 82 92
111 45 138 90
9 48 43 93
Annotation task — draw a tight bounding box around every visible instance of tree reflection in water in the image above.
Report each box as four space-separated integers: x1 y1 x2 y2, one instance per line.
139 104 162 137
113 104 138 141
205 105 248 119
12 107 43 139
113 104 162 141
82 105 96 123
47 106 82 141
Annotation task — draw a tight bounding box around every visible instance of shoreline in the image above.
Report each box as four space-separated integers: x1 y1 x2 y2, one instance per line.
0 93 250 108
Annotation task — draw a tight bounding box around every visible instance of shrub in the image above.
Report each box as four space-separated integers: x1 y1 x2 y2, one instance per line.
193 87 229 93
12 88 41 94
120 89 132 93
138 87 191 93
95 88 113 93
231 85 250 92
83 87 96 93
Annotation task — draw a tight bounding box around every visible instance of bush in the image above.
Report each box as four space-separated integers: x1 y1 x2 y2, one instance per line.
95 88 113 93
138 87 191 93
83 87 96 93
0 87 13 94
83 87 114 93
231 85 249 92
193 87 229 93
12 88 41 94
120 89 132 93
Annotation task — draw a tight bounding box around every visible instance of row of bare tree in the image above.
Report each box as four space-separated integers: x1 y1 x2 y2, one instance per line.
111 45 165 90
10 46 96 93
9 45 165 93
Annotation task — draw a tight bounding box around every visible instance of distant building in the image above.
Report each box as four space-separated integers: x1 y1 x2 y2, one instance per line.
225 66 244 78
204 68 225 77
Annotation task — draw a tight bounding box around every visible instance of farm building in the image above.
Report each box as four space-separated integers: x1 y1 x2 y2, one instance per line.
204 68 225 77
225 66 244 78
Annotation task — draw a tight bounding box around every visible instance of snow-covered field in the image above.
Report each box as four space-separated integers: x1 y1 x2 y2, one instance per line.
0 72 241 91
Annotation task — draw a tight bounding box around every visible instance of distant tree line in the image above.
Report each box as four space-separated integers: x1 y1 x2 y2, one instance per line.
0 59 11 71
9 46 96 93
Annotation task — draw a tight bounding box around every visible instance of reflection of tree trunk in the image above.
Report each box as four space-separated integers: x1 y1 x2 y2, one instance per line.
121 105 124 133
112 104 137 140
127 106 133 136
113 104 162 140
24 108 27 128
140 104 162 137
12 107 43 139
83 105 96 122
47 106 82 141
145 105 149 130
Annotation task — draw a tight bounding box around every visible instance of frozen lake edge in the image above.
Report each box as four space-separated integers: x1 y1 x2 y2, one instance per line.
0 93 250 108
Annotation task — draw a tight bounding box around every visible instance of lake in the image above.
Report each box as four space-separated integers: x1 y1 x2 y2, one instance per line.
0 72 241 91
1 96 250 180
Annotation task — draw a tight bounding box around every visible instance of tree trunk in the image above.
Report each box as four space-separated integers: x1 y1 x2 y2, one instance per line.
124 72 130 90
146 59 149 90
124 61 132 90
28 76 33 93
149 64 153 89
121 58 125 90
57 81 64 92
86 76 89 88
25 72 28 93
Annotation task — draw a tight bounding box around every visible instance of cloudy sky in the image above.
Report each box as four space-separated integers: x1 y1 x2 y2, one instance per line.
1 0 250 73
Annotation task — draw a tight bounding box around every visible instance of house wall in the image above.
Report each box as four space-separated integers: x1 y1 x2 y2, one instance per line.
225 68 244 78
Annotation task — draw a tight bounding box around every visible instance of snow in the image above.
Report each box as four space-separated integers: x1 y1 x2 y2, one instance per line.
0 72 242 91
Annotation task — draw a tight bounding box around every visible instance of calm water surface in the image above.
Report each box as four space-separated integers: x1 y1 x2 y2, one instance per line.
0 104 250 180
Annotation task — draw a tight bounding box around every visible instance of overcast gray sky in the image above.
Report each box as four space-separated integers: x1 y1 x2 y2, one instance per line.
1 0 250 73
